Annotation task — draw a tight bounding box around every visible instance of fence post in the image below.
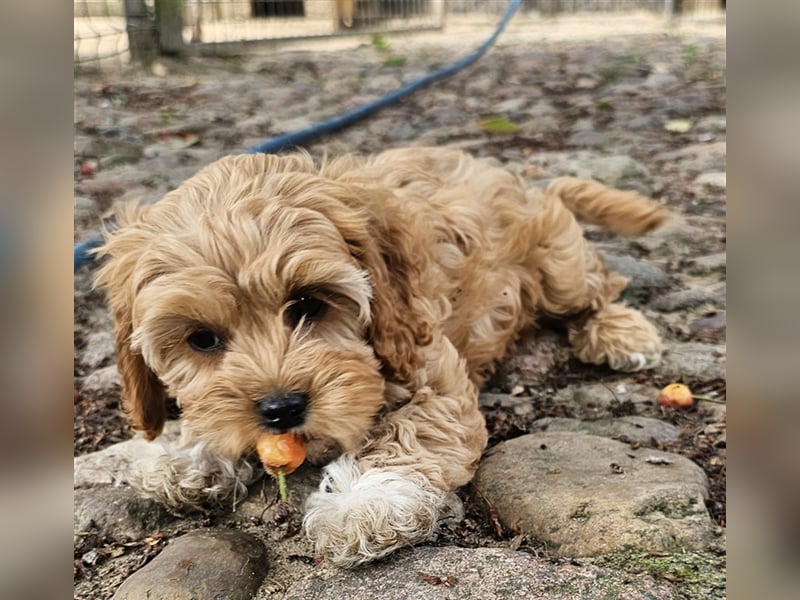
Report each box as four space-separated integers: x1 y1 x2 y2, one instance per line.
155 0 185 55
664 0 678 19
124 0 157 64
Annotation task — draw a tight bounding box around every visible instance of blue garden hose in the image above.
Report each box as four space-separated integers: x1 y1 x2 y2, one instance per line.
246 0 522 154
74 0 522 271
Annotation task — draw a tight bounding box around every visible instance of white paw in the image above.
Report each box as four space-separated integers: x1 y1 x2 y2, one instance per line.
303 456 444 567
131 440 255 512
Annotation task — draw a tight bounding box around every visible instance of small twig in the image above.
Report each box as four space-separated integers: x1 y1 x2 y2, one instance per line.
693 394 726 404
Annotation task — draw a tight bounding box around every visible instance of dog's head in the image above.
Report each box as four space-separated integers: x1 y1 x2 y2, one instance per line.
95 153 433 461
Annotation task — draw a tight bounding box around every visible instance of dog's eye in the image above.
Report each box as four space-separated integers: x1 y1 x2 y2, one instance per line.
187 329 225 352
286 296 327 327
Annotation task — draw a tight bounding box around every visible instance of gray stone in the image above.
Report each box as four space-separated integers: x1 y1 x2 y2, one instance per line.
655 141 727 175
567 129 610 148
473 433 714 557
79 365 122 399
521 114 561 135
74 486 175 542
494 97 529 113
575 76 599 89
686 252 727 275
643 72 679 89
688 311 726 339
659 342 726 380
74 195 99 221
571 118 595 132
74 422 182 488
622 114 655 131
651 283 726 312
601 253 670 292
532 416 680 444
281 546 676 600
693 171 726 189
113 529 268 600
390 121 418 140
79 331 117 369
525 151 652 189
695 115 726 133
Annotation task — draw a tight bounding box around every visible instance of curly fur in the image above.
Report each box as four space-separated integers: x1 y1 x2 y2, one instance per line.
94 147 669 566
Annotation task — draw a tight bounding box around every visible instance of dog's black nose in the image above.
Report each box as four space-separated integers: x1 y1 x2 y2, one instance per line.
257 391 309 430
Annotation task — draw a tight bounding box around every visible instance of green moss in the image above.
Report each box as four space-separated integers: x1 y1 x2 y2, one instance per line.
634 495 702 520
683 43 699 64
382 56 407 68
597 53 644 85
594 546 727 600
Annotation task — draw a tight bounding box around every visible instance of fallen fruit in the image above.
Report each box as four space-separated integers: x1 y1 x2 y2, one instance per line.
256 432 306 477
657 383 694 409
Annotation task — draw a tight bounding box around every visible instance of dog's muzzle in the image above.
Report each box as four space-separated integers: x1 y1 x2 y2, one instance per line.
257 390 309 430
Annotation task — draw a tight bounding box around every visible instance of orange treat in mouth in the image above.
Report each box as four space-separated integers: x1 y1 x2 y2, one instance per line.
256 432 307 476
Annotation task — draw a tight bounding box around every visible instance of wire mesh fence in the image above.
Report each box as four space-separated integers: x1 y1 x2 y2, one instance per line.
74 0 725 67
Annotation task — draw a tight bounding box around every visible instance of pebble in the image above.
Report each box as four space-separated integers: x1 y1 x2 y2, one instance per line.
79 331 117 369
660 342 726 380
74 486 175 542
651 283 726 312
693 171 727 189
74 195 100 222
688 310 726 339
567 129 610 148
473 432 715 557
600 253 670 294
686 252 727 275
526 152 652 188
112 529 269 600
695 114 726 133
79 365 122 399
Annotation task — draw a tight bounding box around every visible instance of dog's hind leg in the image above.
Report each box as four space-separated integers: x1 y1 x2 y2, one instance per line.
522 185 663 372
303 336 486 567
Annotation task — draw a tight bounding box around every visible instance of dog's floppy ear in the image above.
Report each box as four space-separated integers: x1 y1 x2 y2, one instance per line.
110 307 168 440
353 209 435 384
94 213 167 441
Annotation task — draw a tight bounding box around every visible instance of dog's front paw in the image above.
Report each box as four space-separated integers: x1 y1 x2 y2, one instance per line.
303 456 445 567
131 441 256 512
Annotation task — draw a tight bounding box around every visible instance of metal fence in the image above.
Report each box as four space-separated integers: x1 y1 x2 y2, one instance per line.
74 0 725 67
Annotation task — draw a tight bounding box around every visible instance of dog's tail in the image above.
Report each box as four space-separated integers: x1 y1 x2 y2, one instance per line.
546 177 670 236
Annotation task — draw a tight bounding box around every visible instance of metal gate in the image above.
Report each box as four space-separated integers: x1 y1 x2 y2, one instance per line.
74 0 725 67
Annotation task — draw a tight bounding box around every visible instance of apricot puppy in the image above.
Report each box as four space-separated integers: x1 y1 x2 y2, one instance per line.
95 147 668 566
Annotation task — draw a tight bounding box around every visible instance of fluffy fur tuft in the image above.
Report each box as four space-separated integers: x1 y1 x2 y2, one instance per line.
304 455 445 567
